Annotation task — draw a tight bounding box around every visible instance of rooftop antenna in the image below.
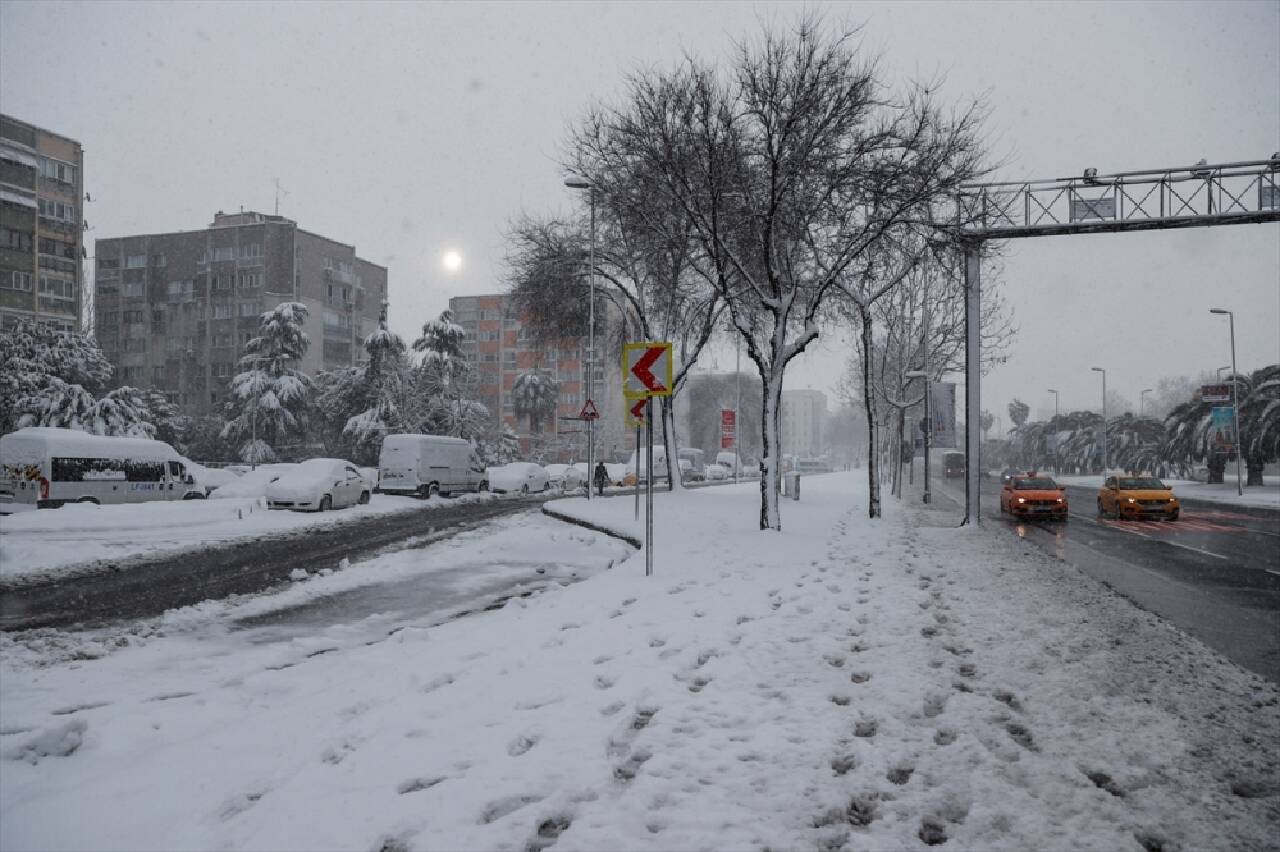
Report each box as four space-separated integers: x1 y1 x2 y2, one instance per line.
273 178 289 215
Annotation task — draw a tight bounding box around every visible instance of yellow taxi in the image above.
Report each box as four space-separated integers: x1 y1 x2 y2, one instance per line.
999 472 1068 521
1097 474 1180 521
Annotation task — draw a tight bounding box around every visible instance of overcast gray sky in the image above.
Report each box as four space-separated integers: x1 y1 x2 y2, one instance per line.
2 0 1277 422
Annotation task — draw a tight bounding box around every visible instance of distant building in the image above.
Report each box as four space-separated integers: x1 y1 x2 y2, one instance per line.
0 114 85 333
448 293 623 461
781 388 828 458
94 211 386 415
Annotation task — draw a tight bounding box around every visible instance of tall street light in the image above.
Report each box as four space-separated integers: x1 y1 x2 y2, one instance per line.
906 369 931 504
1091 367 1107 475
1139 388 1153 417
1216 365 1232 381
564 177 596 500
1209 308 1243 495
1047 388 1059 418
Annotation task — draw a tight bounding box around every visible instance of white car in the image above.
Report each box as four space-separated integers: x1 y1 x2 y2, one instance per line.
487 462 549 495
544 463 584 492
265 458 372 511
705 462 730 481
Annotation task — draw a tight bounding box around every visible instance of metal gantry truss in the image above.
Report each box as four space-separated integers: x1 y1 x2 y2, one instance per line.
957 157 1280 240
951 154 1280 525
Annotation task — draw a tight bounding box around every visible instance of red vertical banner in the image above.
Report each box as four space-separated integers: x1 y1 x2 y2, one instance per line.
720 408 736 449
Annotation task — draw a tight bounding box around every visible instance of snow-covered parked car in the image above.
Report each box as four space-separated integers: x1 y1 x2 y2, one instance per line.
545 463 584 492
183 461 239 495
705 462 730 481
209 464 296 499
264 459 372 511
605 462 628 486
486 462 549 495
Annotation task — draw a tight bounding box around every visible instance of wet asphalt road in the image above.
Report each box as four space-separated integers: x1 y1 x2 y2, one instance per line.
929 476 1280 682
0 495 550 632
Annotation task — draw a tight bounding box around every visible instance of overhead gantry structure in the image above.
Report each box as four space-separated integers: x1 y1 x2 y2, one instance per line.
952 155 1280 524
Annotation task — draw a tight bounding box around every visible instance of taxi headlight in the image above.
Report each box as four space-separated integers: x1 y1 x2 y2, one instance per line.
1016 497 1026 504
1126 497 1137 503
1056 497 1064 503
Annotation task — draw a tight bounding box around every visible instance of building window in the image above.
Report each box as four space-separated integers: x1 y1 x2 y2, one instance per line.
37 276 75 301
237 271 260 289
123 309 144 324
152 365 166 382
238 301 261 317
37 198 76 224
212 363 232 377
98 257 120 270
480 372 498 385
125 254 146 268
239 330 254 346
39 157 77 185
98 310 118 326
562 393 579 405
0 226 33 252
481 352 498 363
210 246 236 262
38 236 77 259
151 254 166 267
167 280 193 303
502 352 516 367
0 270 32 292
166 336 193 353
123 366 144 382
123 281 145 299
211 274 231 290
238 243 263 259
212 303 233 319
323 310 351 331
125 338 146 353
213 334 232 348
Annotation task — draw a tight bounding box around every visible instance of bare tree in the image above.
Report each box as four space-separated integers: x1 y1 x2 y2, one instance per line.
574 16 988 529
507 163 724 488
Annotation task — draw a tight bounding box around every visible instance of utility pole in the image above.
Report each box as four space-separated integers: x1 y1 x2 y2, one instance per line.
1210 309 1243 495
1092 367 1107 474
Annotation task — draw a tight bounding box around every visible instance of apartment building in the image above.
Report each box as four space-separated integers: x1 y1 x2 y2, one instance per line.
0 114 84 333
448 293 624 462
781 388 828 458
94 211 386 415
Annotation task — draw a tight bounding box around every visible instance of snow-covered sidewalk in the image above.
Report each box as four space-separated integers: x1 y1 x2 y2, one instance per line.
0 492 495 583
1 474 1276 851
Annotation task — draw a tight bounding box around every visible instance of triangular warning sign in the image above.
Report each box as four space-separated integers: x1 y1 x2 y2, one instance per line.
580 399 600 420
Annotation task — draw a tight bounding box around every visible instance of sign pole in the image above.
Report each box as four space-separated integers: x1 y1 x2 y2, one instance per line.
646 399 654 577
634 424 641 521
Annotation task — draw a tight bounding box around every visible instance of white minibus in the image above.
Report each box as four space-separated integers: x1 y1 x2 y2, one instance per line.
0 427 205 510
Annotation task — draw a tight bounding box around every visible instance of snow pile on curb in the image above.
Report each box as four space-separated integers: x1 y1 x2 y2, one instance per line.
0 492 497 583
0 473 1276 851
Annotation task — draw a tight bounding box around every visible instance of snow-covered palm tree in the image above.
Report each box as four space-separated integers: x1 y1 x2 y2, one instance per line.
512 370 559 435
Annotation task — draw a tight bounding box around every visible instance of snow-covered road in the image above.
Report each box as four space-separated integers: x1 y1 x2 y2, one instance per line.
1 473 1276 851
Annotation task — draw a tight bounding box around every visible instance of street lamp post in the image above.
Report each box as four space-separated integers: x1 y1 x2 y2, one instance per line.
1091 367 1107 475
564 177 596 500
1139 388 1153 418
1216 365 1232 381
906 370 930 504
1209 308 1243 495
1046 388 1060 473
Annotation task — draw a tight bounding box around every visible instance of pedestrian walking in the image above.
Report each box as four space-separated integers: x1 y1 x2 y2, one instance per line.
593 461 609 497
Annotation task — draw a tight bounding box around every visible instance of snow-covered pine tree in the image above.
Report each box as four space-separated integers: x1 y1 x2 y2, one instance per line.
17 378 155 437
412 309 490 439
221 302 313 462
1 319 113 433
343 301 410 463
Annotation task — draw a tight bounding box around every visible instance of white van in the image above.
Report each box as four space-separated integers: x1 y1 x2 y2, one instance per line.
0 426 205 510
626 445 670 485
378 434 486 497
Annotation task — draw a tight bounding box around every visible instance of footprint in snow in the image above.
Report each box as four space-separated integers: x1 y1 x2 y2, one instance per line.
594 674 616 690
854 719 878 738
478 794 543 825
507 731 542 757
397 776 446 794
528 814 573 851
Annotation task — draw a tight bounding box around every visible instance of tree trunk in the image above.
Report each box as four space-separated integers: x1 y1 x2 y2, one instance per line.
661 396 683 492
1246 459 1265 487
860 309 881 518
758 367 783 530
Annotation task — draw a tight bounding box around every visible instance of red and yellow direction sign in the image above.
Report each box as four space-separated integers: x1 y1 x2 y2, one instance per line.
625 398 648 429
623 342 673 399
